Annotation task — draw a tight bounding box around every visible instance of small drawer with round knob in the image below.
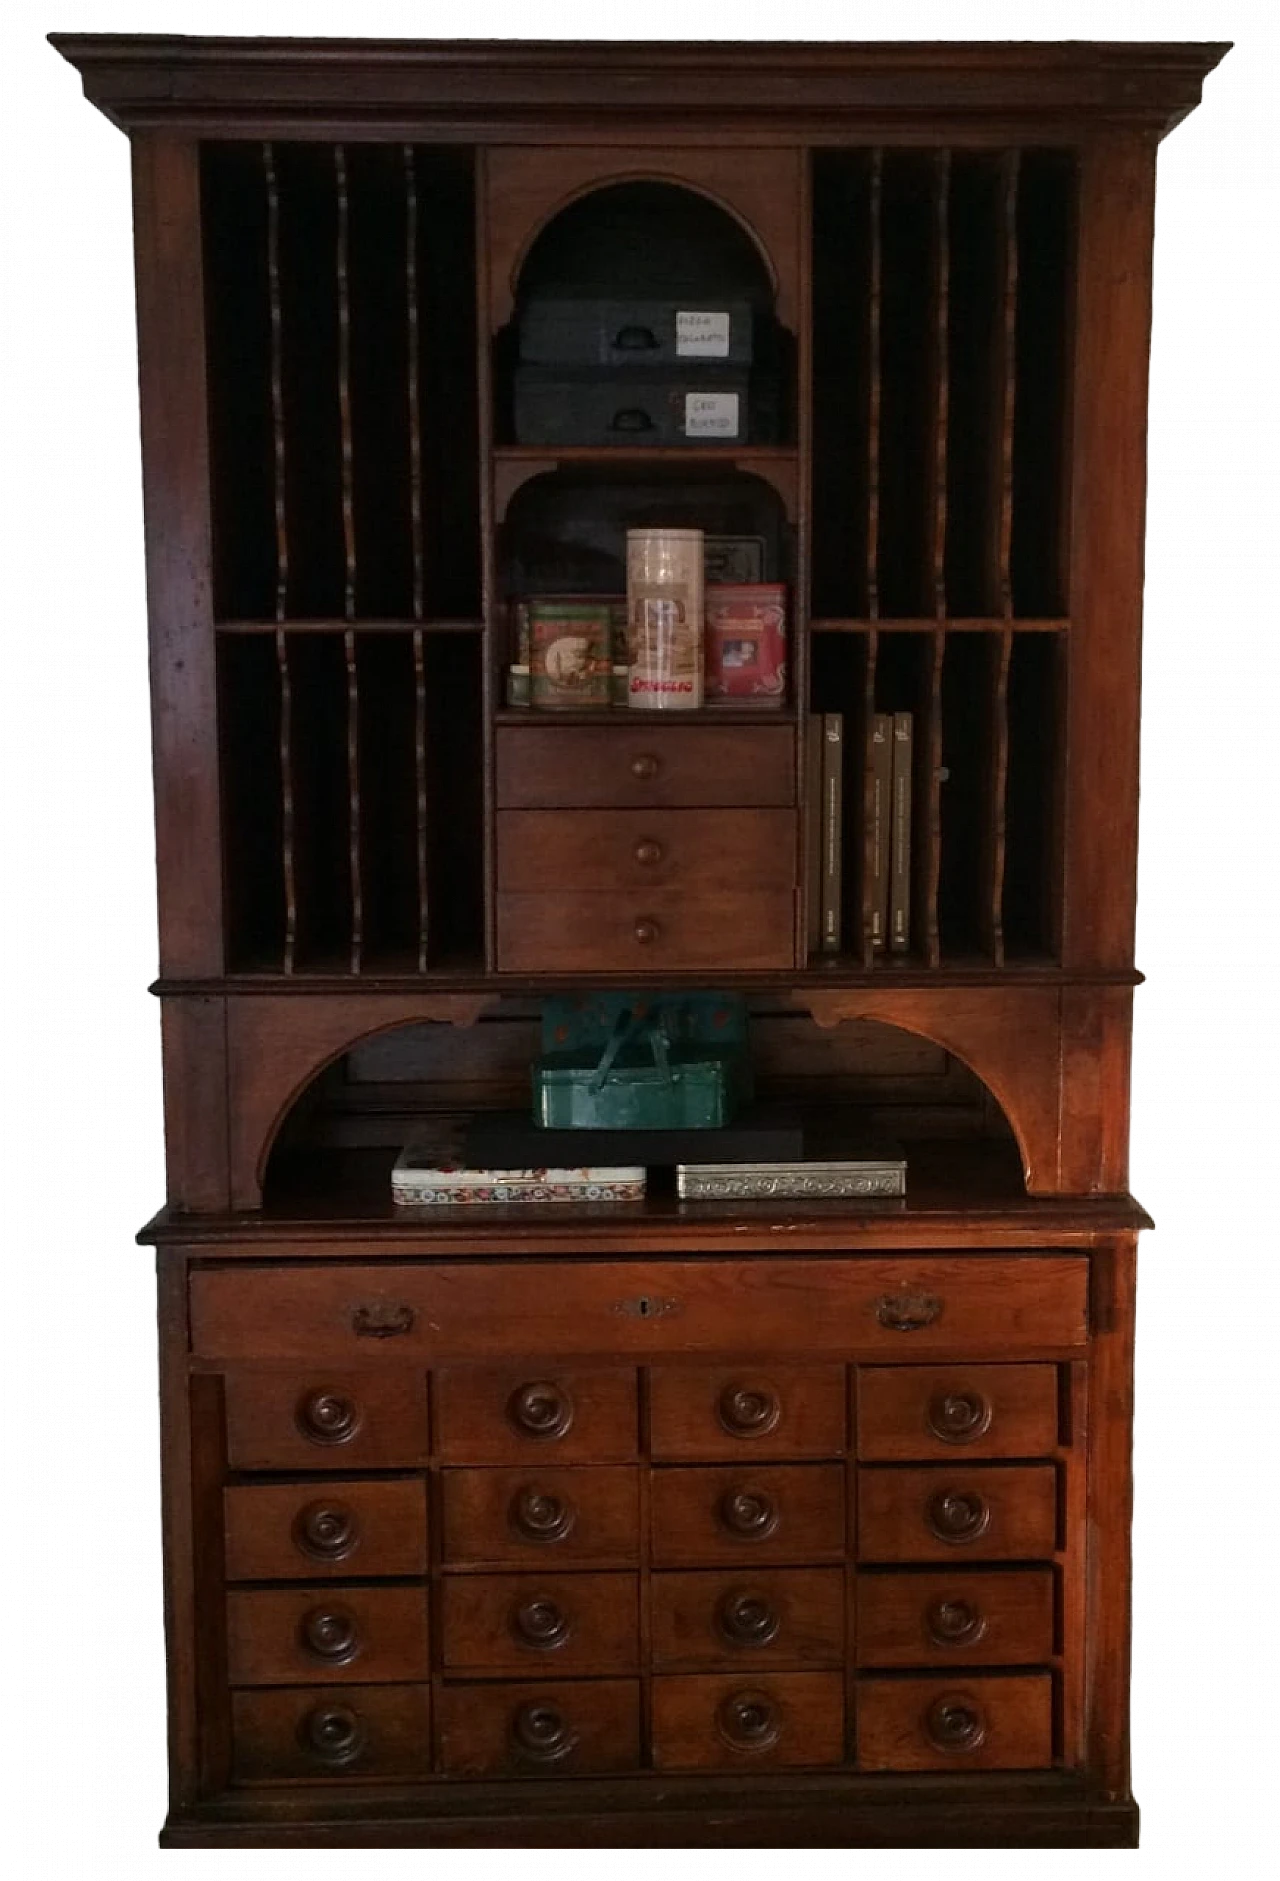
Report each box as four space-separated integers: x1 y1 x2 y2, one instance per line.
223 1479 428 1581
438 1679 641 1778
857 1464 1058 1564
856 1672 1053 1772
226 1585 429 1685
441 1466 639 1568
651 1464 845 1567
652 1567 845 1670
496 808 795 894
856 1364 1060 1462
230 1684 431 1784
855 1568 1055 1667
495 724 795 810
222 1368 428 1471
435 1366 637 1464
442 1571 639 1676
649 1365 846 1461
495 887 795 972
651 1671 844 1771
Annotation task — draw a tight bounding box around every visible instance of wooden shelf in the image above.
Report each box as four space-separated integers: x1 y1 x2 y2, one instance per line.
493 707 797 728
811 618 1068 634
215 618 485 635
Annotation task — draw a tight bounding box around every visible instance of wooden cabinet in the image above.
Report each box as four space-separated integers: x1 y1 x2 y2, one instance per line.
54 29 1226 1851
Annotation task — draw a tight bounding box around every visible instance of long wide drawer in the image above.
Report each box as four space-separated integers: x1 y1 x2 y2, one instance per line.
495 887 795 972
496 724 795 809
189 1257 1089 1362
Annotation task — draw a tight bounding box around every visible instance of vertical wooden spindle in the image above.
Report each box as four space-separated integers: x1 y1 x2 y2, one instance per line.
919 631 945 969
413 629 429 971
930 150 951 620
987 152 1020 964
860 628 880 969
264 143 296 974
335 148 362 972
405 147 430 970
866 150 883 621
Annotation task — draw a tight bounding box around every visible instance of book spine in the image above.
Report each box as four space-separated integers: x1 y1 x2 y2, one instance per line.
805 714 824 952
870 712 892 951
890 710 914 953
820 712 844 954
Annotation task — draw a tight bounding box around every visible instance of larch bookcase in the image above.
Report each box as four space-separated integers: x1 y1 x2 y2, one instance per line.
54 34 1225 1850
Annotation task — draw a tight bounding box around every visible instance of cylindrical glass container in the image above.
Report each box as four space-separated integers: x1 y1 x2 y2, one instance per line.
626 527 704 710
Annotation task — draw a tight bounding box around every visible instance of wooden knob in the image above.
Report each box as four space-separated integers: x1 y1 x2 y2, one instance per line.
926 1489 991 1545
510 1486 576 1544
718 1486 779 1540
511 1596 570 1651
716 1589 781 1648
506 1380 574 1441
295 1388 359 1446
629 752 660 780
509 1700 579 1765
293 1500 359 1562
926 1597 987 1648
716 1690 781 1752
300 1605 360 1664
925 1694 987 1754
717 1382 781 1439
633 917 660 944
926 1388 991 1444
300 1703 366 1766
633 838 663 866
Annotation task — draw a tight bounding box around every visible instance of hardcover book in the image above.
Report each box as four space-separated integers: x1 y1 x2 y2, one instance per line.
869 712 893 951
890 711 914 952
821 713 844 953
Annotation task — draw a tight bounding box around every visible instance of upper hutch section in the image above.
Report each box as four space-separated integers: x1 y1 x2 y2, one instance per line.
55 36 1228 993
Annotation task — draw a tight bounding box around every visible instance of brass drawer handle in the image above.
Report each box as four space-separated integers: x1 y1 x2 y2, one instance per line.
510 1700 579 1765
718 1486 779 1540
876 1290 942 1333
717 1689 781 1753
293 1500 359 1562
630 752 660 780
300 1604 360 1664
510 1486 576 1544
717 1588 781 1648
926 1597 987 1648
296 1387 360 1446
511 1595 571 1652
507 1380 574 1441
926 1489 991 1546
718 1382 781 1439
926 1388 992 1444
300 1702 366 1766
351 1302 415 1340
925 1694 987 1755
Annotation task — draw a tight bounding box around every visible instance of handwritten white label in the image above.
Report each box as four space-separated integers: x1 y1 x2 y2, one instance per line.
684 392 740 438
677 310 731 358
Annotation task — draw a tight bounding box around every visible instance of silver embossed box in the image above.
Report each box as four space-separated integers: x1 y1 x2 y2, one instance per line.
676 1156 906 1201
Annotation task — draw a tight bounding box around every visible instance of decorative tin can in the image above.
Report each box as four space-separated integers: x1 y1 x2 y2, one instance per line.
626 528 704 711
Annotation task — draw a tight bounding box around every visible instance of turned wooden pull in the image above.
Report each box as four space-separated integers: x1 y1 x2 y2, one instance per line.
300 1605 360 1663
926 1597 987 1648
296 1388 360 1445
718 1382 781 1438
633 917 660 944
716 1689 781 1752
300 1703 366 1766
510 1486 576 1544
293 1500 359 1562
876 1290 942 1333
718 1486 779 1540
629 752 660 780
716 1588 781 1648
509 1700 579 1764
926 1488 991 1545
511 1595 571 1651
633 837 663 866
926 1387 991 1443
925 1694 987 1754
506 1380 574 1441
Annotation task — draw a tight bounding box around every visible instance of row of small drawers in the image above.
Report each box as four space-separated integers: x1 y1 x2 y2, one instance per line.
223 1364 1064 1470
233 1672 1054 1783
225 1464 1060 1575
228 1568 1055 1684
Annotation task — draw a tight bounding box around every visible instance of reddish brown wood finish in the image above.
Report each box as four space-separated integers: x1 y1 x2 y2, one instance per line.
496 808 796 893
226 1585 430 1685
651 1567 845 1671
495 724 796 810
650 1463 846 1566
496 888 797 973
438 1679 641 1779
651 1671 845 1770
440 1465 640 1568
441 1572 641 1676
223 1368 429 1470
231 1684 431 1783
857 1463 1058 1563
223 1479 428 1580
648 1364 847 1460
855 1568 1055 1667
435 1366 638 1463
856 1672 1052 1772
855 1362 1060 1461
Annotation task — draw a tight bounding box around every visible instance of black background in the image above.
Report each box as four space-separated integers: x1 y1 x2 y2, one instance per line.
24 25 1264 1881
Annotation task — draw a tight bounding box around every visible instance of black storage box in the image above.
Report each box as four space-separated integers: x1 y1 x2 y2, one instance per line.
519 296 754 367
514 364 768 447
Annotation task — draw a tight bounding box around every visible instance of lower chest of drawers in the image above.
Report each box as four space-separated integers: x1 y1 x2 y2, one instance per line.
186 1253 1089 1792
